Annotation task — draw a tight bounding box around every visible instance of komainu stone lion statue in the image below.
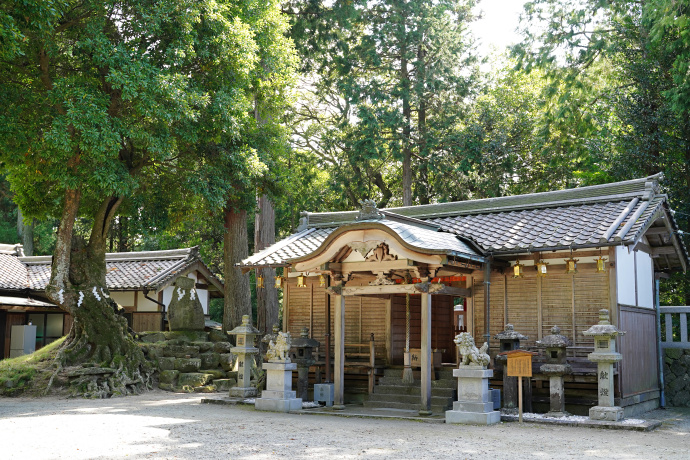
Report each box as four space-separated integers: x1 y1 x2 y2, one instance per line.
266 331 292 362
454 332 490 368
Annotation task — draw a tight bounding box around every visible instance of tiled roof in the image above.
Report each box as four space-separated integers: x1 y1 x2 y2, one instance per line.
241 174 689 272
0 254 30 290
2 247 222 293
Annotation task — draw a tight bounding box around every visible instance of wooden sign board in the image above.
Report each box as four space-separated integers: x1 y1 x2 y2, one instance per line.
500 350 536 378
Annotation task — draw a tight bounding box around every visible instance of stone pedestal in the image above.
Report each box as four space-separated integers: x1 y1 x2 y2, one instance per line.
314 383 334 407
446 365 501 425
589 360 624 421
540 363 572 417
255 362 302 412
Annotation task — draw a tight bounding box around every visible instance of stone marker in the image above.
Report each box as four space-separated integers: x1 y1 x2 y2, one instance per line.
167 277 205 331
583 309 626 421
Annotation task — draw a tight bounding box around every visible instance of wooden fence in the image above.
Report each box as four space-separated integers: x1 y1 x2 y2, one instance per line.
660 306 690 348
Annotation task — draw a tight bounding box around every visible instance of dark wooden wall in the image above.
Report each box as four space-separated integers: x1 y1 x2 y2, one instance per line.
619 305 659 398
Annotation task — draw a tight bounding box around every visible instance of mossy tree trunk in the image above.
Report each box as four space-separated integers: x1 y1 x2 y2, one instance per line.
45 191 152 397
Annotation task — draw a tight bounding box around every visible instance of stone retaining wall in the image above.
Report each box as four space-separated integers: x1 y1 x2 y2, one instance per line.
138 330 238 393
664 348 690 407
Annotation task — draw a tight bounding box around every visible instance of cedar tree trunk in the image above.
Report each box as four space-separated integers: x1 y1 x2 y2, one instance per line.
223 200 252 333
255 194 279 334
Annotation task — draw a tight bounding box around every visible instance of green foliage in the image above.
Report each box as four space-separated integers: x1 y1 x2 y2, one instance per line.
289 0 480 207
0 337 65 396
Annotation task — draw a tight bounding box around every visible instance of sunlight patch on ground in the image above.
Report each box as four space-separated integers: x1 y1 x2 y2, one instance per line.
0 413 197 459
144 396 203 406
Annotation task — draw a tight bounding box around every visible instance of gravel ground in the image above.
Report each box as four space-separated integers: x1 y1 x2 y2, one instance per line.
1 390 689 459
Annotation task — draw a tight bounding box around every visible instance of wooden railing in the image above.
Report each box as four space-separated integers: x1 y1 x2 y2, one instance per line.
660 306 690 348
314 333 385 394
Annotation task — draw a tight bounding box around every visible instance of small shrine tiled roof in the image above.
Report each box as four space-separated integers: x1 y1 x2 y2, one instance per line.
1 247 223 294
240 174 688 272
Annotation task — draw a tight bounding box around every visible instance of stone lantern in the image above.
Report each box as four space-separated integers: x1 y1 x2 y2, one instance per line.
583 309 626 421
227 315 261 398
537 325 572 417
290 327 320 401
494 324 529 414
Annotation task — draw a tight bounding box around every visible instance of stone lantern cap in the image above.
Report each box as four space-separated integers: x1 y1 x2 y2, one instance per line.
537 325 572 348
227 315 261 337
494 324 528 341
291 327 320 349
583 309 626 338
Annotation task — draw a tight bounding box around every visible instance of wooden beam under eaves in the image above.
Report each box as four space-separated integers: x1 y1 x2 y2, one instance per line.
327 282 470 298
651 246 678 257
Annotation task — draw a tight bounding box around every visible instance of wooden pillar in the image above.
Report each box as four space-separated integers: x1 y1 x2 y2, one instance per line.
334 294 346 409
420 292 432 415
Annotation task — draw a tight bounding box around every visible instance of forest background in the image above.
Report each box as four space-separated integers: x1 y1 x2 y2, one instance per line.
2 0 690 336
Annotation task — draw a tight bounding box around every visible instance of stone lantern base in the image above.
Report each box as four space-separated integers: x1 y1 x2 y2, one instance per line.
255 362 302 412
446 366 501 425
229 386 257 398
590 405 624 422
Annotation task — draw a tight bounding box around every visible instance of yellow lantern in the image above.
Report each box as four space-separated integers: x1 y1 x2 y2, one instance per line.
297 274 306 288
256 275 265 289
565 257 579 274
274 276 283 289
512 261 524 278
319 274 326 287
596 256 607 273
536 260 549 277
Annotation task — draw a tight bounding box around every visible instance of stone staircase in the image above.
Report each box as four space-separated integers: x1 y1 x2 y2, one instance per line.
363 367 456 414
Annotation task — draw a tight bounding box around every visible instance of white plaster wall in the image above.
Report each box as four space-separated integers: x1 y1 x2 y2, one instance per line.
616 245 637 306
137 291 159 312
197 288 209 315
162 286 173 307
636 250 654 308
110 291 134 308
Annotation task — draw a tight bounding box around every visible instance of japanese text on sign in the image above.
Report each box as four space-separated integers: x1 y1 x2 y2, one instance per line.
506 355 532 377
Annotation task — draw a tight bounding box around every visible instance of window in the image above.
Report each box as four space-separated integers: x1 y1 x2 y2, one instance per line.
27 313 64 350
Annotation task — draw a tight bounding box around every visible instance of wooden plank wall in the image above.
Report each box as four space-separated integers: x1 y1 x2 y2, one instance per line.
473 266 610 354
619 305 659 397
505 274 539 348
286 277 387 357
131 313 162 332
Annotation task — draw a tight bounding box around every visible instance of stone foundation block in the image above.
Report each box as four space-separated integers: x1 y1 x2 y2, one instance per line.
219 353 235 371
164 331 208 343
159 370 180 385
174 358 201 373
164 345 200 359
178 372 212 388
255 397 302 412
200 352 220 369
194 385 218 393
445 409 501 425
158 383 175 391
158 357 176 371
590 406 624 421
208 330 230 343
213 342 232 353
213 379 237 391
139 332 167 343
192 341 214 353
200 369 226 380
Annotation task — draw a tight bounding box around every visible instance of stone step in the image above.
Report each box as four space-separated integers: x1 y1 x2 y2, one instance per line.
382 367 456 380
362 400 452 413
372 385 455 398
376 376 456 388
366 393 454 406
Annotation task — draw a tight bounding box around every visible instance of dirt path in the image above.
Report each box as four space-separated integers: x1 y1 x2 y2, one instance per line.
1 390 688 459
